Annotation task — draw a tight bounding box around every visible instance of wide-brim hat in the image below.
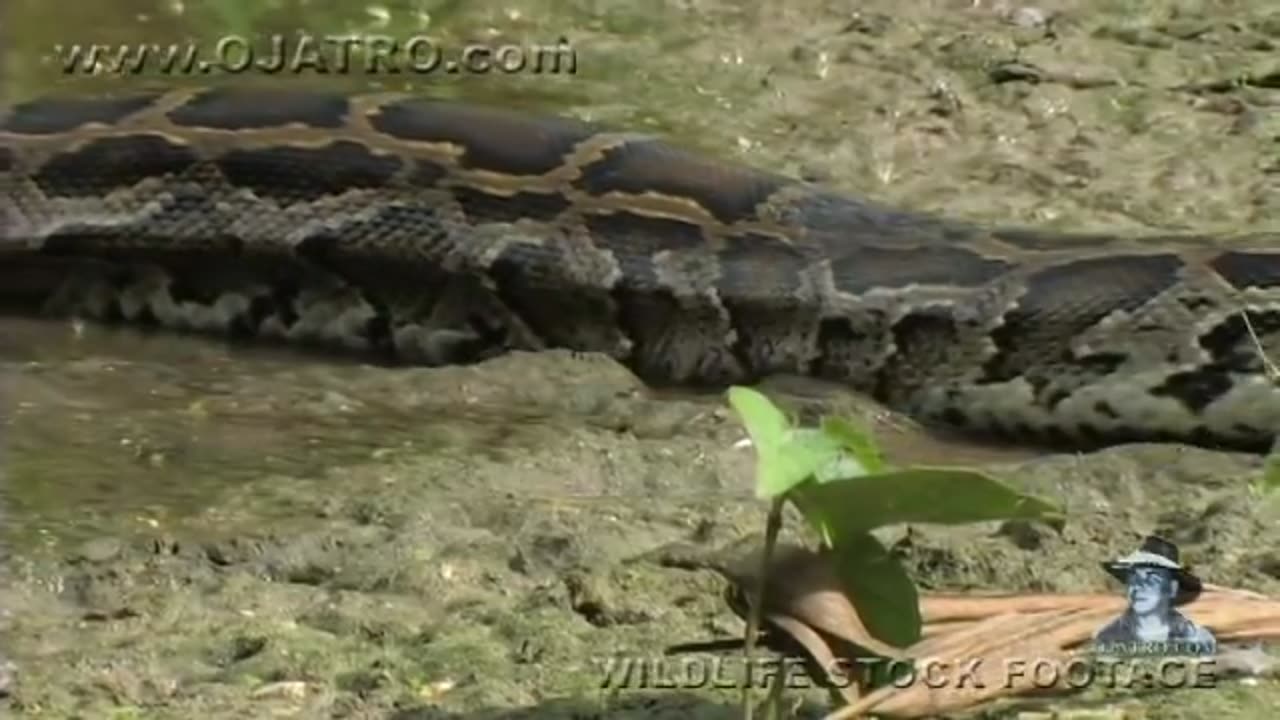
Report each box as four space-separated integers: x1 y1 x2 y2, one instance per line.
1102 535 1203 604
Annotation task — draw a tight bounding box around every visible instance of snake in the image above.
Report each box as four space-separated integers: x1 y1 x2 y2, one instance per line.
1 86 1278 452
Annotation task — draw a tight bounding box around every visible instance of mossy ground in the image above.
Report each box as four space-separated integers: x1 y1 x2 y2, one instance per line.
4 1 1280 717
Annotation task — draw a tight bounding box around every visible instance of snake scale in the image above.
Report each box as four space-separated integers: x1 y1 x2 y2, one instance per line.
1 86 1279 452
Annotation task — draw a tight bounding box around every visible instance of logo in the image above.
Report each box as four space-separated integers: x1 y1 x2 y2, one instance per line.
1091 535 1217 657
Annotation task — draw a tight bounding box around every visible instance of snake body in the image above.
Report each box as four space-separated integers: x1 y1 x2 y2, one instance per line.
2 86 1279 451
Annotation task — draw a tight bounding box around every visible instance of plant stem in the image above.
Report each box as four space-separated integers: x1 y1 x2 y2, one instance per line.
762 658 787 720
742 497 785 720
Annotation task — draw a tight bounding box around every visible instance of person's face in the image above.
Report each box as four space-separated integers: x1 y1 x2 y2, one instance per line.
1128 566 1175 614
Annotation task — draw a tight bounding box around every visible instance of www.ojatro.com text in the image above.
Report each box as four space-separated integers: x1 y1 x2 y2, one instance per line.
54 34 576 77
596 655 1220 691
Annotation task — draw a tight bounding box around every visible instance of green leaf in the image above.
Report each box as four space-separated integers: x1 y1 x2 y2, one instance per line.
729 387 848 499
820 416 886 474
792 466 1064 537
1259 452 1280 495
1257 452 1280 518
788 427 864 482
728 386 790 448
789 482 837 546
827 531 921 648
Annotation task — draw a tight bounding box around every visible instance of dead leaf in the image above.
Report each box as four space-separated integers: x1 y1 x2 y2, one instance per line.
677 542 1280 719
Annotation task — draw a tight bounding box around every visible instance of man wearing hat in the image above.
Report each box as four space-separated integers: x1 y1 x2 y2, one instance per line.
1092 535 1216 655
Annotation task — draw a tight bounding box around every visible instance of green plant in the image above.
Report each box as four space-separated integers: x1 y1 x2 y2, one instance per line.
1255 445 1280 523
725 386 1065 717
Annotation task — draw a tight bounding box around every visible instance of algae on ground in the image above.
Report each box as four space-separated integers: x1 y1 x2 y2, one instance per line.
3 0 1280 717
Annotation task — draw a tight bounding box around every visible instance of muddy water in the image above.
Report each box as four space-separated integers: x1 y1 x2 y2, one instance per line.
3 1 1280 718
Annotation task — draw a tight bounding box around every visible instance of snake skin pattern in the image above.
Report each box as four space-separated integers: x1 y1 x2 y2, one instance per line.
2 87 1279 451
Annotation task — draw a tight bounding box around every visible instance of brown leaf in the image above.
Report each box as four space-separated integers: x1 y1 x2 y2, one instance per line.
719 542 907 659
765 612 865 705
698 543 1280 719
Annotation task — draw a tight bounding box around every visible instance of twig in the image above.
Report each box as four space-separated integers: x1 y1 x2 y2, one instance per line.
1241 309 1280 383
1240 308 1280 457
